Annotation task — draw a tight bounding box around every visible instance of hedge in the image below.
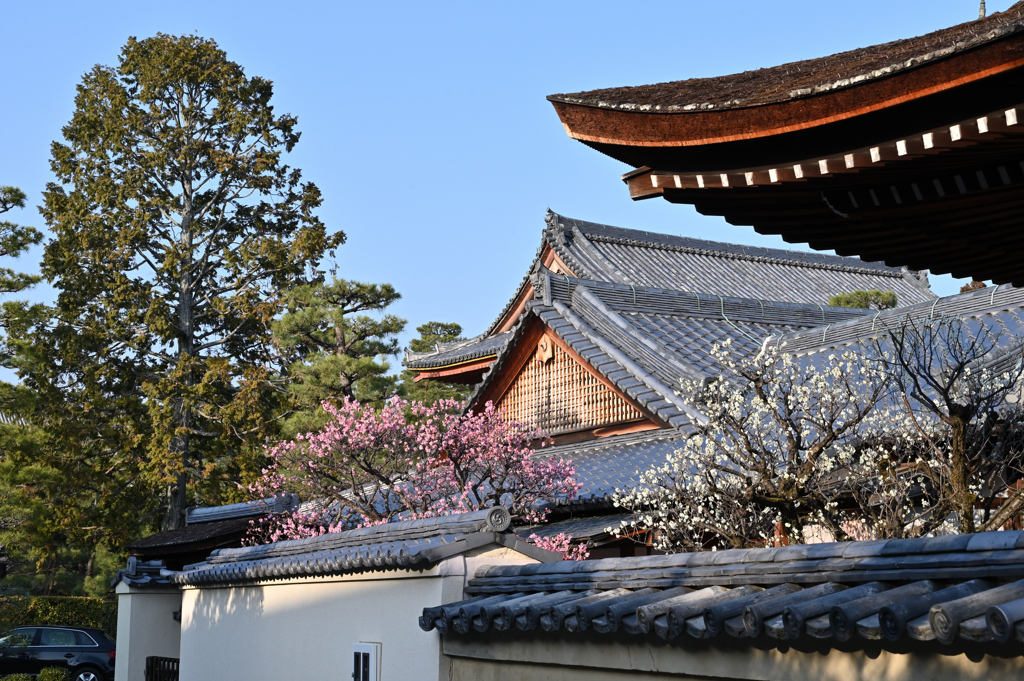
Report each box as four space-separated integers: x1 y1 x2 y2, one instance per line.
0 596 116 637
3 668 68 680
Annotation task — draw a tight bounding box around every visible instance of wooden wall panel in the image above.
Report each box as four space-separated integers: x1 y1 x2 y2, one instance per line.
496 334 643 435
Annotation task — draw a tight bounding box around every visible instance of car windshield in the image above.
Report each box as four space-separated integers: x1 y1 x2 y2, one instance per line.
0 629 35 647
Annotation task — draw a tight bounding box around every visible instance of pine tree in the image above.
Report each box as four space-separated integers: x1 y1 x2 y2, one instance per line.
273 278 406 437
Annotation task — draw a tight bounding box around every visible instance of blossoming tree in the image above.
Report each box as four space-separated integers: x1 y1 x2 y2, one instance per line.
613 341 897 551
613 315 1024 552
247 396 586 558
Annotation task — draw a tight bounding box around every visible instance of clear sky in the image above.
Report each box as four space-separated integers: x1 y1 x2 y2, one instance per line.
0 0 1009 354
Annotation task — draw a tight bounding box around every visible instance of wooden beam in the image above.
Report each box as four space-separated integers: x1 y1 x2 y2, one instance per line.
411 357 497 383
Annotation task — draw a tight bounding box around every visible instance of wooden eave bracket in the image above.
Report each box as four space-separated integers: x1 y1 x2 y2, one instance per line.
625 105 1023 199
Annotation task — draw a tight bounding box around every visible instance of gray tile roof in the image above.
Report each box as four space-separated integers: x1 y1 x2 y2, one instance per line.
519 513 634 544
545 212 935 307
404 332 513 370
113 559 178 589
420 531 1024 646
407 210 931 371
169 507 559 586
535 430 686 507
185 494 299 525
772 283 1024 356
468 274 872 432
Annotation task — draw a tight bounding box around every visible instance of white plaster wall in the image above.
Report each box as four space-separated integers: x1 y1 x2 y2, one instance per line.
114 585 182 681
445 634 1024 681
178 570 446 681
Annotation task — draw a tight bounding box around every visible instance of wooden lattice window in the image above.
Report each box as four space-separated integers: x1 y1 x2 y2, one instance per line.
496 336 644 435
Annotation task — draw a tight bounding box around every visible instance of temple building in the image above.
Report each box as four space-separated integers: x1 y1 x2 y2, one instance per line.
405 211 936 555
116 8 1024 681
547 3 1024 285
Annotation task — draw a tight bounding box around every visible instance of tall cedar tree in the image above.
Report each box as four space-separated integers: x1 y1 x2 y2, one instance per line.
37 35 343 530
273 278 405 437
400 321 473 405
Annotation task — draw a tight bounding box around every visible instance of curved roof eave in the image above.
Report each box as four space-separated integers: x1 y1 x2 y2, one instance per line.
548 4 1024 158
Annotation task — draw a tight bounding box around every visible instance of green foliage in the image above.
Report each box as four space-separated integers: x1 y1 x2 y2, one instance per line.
0 597 117 637
3 674 32 681
0 185 43 299
274 278 406 436
37 668 68 681
0 369 136 595
827 289 898 310
408 322 464 353
25 34 343 531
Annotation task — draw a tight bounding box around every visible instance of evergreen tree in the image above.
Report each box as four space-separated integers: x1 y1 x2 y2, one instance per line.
828 289 898 310
408 322 464 352
273 278 406 437
0 186 42 299
33 34 343 530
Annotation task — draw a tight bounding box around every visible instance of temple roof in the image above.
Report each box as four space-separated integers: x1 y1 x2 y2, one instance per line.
534 430 686 510
405 331 512 370
405 212 933 378
542 213 933 307
547 10 1024 284
519 513 634 545
774 282 1024 355
550 5 1024 113
469 273 871 431
420 530 1024 646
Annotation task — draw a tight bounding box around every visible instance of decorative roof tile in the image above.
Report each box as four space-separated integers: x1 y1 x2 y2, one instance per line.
421 531 1024 646
169 507 559 586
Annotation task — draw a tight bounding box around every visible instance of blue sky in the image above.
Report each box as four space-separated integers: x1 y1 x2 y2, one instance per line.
0 0 1008 354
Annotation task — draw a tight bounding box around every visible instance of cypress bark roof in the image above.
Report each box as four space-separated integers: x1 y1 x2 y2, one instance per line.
549 4 1024 112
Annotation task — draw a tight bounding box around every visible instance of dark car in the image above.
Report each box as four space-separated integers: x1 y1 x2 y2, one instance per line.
0 626 115 681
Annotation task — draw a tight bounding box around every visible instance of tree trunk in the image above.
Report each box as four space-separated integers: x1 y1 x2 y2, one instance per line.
949 414 975 534
165 162 196 531
44 552 57 595
335 320 351 395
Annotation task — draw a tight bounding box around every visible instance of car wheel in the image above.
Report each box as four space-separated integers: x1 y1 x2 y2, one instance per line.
72 666 104 681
